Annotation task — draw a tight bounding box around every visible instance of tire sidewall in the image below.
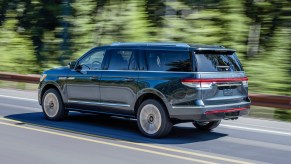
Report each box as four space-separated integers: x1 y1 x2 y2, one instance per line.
42 88 67 121
193 120 221 131
137 99 172 138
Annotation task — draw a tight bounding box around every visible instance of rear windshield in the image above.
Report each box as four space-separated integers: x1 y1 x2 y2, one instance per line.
195 52 243 72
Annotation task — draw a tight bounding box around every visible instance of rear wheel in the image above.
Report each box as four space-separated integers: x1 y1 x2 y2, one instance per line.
137 99 172 138
42 88 68 121
193 120 221 131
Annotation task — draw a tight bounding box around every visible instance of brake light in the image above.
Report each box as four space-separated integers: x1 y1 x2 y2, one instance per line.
181 80 212 88
242 80 248 87
181 77 248 88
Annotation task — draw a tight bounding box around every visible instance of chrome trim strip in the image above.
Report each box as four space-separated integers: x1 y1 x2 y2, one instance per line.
72 69 245 74
67 108 135 118
67 77 75 80
58 77 67 80
68 100 130 107
172 101 250 109
216 83 242 87
206 95 246 101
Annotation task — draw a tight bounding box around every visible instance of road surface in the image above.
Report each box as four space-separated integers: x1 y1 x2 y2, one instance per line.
0 88 291 164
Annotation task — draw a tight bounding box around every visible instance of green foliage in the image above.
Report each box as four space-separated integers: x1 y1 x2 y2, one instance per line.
0 0 291 96
0 5 36 73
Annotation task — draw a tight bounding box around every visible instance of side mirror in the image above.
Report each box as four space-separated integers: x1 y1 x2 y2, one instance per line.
68 61 77 70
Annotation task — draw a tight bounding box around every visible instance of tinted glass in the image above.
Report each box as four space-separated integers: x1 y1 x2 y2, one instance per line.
79 50 106 70
195 53 243 72
108 50 137 70
146 50 191 72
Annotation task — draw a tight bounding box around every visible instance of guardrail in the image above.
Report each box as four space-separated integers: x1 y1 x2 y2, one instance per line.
1 72 291 110
250 94 291 110
0 72 39 84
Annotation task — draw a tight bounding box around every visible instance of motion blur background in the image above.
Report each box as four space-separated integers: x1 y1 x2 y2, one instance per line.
0 0 291 118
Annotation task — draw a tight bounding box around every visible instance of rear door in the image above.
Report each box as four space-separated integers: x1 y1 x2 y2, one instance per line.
194 50 249 107
99 48 139 115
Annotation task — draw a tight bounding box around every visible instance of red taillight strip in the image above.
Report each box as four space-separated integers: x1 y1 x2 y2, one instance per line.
182 77 248 83
205 107 249 115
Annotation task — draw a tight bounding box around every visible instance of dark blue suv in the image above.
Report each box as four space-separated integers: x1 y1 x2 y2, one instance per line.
38 42 250 138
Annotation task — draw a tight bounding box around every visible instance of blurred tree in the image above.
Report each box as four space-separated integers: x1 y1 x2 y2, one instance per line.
243 0 291 95
0 0 9 26
70 0 97 58
159 0 193 42
95 0 152 44
0 0 290 96
0 2 36 73
59 0 73 65
18 0 63 70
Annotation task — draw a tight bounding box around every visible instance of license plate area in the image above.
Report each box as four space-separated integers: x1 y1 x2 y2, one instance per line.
223 89 233 96
225 111 240 117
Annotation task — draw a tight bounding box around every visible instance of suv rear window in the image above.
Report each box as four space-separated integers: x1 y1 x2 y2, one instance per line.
195 52 243 72
146 50 191 72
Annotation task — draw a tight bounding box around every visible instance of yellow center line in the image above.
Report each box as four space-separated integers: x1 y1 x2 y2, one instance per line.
0 120 216 164
0 117 253 164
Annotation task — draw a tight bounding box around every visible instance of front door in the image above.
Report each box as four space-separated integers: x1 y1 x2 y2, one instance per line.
99 48 139 115
66 48 107 110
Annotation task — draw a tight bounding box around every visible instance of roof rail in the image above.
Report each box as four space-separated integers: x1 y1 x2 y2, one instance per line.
111 42 190 47
196 47 236 52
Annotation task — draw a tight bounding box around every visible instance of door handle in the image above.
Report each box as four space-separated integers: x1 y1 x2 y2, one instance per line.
123 78 134 82
90 76 99 80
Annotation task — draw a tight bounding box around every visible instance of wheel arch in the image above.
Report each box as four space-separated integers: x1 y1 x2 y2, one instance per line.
134 89 171 117
40 82 65 105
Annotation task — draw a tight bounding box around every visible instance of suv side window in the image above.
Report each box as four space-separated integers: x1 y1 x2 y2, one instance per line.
145 50 191 72
78 50 106 70
108 49 137 70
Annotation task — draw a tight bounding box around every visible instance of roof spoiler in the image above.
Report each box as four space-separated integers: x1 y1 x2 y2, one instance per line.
195 48 236 54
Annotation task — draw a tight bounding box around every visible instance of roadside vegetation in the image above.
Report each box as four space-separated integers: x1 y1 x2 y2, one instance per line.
0 0 291 96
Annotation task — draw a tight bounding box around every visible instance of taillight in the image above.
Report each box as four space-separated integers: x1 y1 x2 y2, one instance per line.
242 80 248 87
181 77 248 89
181 79 212 89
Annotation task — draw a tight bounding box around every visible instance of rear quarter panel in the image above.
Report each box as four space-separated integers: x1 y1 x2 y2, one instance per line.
137 72 201 116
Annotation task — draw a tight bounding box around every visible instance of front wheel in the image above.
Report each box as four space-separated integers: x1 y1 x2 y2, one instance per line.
137 99 172 138
42 88 68 121
193 120 221 131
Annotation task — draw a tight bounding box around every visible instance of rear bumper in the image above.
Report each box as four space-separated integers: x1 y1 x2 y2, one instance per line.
169 101 251 122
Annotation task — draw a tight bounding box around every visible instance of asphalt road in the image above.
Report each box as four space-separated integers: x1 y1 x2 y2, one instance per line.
0 88 291 164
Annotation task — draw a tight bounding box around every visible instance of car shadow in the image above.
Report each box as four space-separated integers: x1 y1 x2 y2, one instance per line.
5 112 228 144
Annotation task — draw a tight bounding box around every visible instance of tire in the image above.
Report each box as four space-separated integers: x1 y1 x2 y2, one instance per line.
42 88 68 121
193 120 221 131
137 99 172 138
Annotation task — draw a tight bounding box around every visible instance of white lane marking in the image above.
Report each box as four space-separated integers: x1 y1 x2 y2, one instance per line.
0 102 40 111
0 121 218 164
222 122 291 132
218 136 291 152
0 117 255 164
0 95 38 102
220 124 291 136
